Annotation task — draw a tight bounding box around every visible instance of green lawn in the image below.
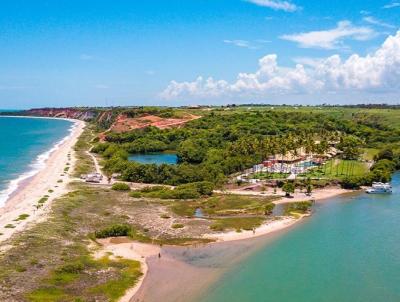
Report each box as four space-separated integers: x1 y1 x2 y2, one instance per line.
250 172 289 180
302 159 369 179
362 148 379 161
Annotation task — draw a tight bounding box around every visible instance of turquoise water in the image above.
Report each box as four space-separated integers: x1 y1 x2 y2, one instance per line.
129 152 178 165
201 173 400 302
0 117 73 205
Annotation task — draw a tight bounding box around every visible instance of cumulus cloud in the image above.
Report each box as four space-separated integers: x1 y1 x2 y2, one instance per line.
280 21 375 49
246 0 298 12
160 31 400 100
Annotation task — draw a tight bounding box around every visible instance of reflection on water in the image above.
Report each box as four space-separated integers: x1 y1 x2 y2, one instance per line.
128 152 178 165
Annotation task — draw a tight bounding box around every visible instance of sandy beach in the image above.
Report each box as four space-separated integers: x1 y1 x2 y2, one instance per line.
0 118 85 246
0 116 355 301
94 238 160 302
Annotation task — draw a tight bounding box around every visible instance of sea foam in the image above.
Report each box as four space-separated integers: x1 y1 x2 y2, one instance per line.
0 120 76 207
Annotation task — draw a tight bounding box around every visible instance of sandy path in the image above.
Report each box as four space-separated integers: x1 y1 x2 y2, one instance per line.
0 119 85 246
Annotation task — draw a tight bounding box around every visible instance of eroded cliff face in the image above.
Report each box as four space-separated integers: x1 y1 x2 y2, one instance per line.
18 108 200 134
24 108 99 121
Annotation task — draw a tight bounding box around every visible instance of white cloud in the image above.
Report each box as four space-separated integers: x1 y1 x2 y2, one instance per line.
224 39 254 49
363 16 395 29
160 31 400 100
280 21 375 49
383 2 400 8
246 0 298 12
292 57 324 67
223 39 271 49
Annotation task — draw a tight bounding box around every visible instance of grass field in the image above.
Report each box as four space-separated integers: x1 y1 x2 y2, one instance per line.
362 148 379 161
301 159 369 179
209 217 266 232
170 194 277 218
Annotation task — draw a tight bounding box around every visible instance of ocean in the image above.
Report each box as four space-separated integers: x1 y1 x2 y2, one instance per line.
0 116 73 206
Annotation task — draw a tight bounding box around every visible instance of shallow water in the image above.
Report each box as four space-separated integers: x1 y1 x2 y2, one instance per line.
0 117 72 206
128 152 178 165
200 173 400 302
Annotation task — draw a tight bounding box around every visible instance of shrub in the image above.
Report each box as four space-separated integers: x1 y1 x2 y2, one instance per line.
129 191 142 198
284 201 312 215
111 182 131 191
282 181 295 197
95 224 132 238
14 214 29 221
170 187 200 199
38 197 49 204
171 223 184 229
264 203 275 215
140 186 165 193
57 262 84 274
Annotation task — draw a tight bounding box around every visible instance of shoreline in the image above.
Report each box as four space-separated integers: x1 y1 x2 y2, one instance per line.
125 188 354 301
0 117 77 205
0 117 85 245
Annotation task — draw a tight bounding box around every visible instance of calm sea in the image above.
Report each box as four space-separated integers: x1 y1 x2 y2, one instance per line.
0 116 73 206
200 173 400 302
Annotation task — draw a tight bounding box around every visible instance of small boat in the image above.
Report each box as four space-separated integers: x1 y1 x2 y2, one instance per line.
366 182 392 194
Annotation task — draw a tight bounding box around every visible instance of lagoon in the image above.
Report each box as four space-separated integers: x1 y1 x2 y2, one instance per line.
200 173 400 302
128 152 178 165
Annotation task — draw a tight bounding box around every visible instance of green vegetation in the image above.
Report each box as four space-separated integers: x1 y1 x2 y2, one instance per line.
111 182 131 191
26 255 142 302
0 183 212 301
130 181 214 200
171 223 184 229
210 217 265 232
94 224 132 238
90 107 400 189
302 159 369 179
170 194 277 217
362 148 380 161
283 201 313 217
14 214 30 221
4 224 15 228
282 181 295 197
73 127 96 177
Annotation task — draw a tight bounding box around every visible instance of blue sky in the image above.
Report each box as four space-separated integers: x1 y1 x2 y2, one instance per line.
0 0 399 108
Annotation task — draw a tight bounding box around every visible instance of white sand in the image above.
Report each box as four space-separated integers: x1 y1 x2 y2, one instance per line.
203 215 310 243
0 119 85 246
93 238 160 302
